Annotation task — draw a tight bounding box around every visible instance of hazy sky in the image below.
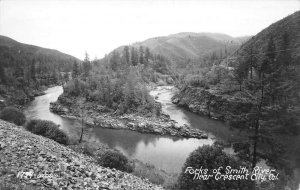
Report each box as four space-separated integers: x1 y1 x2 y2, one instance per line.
0 0 299 59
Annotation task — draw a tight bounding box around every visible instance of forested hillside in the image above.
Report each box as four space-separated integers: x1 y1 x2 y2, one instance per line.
224 11 300 67
0 35 79 106
131 32 249 68
172 11 300 188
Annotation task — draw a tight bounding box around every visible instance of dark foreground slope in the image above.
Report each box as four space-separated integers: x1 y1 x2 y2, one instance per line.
0 119 162 189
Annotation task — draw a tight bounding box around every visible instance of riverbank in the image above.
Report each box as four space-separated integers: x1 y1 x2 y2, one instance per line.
171 85 300 189
49 88 208 139
171 85 253 121
0 83 60 110
0 119 163 189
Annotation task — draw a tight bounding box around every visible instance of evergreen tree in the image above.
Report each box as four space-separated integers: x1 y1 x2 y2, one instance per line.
123 68 137 111
110 51 121 71
72 61 79 79
260 36 276 76
15 64 24 78
131 47 138 66
0 63 6 83
30 60 36 81
83 52 91 77
224 46 228 56
246 46 257 79
233 57 248 91
139 46 144 64
144 47 151 65
51 70 58 84
124 46 130 65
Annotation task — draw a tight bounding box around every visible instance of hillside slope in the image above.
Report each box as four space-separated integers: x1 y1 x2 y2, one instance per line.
223 11 300 67
0 119 162 189
172 11 300 186
133 32 246 63
0 35 79 60
0 36 80 106
174 11 300 126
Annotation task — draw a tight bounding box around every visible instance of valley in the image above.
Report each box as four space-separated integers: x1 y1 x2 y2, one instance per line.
0 8 299 190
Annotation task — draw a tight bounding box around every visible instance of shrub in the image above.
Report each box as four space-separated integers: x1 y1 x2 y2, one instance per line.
0 107 26 126
177 145 253 190
132 161 165 185
83 142 97 156
98 150 133 173
25 119 69 145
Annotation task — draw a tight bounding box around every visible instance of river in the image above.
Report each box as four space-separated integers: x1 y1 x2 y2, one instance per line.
24 86 300 188
24 86 237 173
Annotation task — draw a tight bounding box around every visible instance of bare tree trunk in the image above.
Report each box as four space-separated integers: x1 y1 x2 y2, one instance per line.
250 47 253 80
252 118 259 169
207 99 211 118
79 118 84 143
252 76 264 170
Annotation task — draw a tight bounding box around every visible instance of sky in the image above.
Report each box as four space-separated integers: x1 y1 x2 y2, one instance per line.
0 0 299 60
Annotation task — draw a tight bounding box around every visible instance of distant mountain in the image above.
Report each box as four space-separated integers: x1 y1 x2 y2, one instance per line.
131 32 249 63
223 11 300 67
234 36 251 44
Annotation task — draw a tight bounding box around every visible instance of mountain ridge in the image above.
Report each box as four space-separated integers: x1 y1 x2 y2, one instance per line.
107 32 250 68
223 11 300 67
0 35 80 61
133 32 249 62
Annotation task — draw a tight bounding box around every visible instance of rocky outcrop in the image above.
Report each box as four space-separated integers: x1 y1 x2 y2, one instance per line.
50 96 208 139
171 86 253 121
0 119 163 189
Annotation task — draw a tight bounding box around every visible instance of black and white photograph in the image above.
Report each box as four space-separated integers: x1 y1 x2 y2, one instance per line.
0 0 299 189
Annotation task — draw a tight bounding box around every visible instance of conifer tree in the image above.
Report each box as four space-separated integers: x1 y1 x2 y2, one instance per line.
0 63 6 84
131 47 138 66
30 60 36 81
139 46 144 64
124 46 130 65
72 61 79 79
83 52 91 77
144 47 151 65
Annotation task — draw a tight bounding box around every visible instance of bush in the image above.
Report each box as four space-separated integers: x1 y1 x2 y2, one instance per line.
25 119 69 145
98 150 133 173
132 161 165 185
0 107 26 126
177 145 253 190
83 142 97 156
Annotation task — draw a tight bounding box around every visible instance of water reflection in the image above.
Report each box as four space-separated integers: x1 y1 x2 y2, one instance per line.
150 86 246 142
90 127 213 172
23 86 243 173
24 86 83 138
24 86 300 185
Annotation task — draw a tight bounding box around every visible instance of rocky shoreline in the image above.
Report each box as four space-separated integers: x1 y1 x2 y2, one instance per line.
0 119 163 189
171 85 253 121
49 94 208 139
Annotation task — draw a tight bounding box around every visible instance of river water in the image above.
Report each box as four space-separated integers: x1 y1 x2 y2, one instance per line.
24 86 237 173
24 86 300 188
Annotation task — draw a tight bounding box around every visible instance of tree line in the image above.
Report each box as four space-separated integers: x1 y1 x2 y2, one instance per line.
62 46 174 116
0 46 75 105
